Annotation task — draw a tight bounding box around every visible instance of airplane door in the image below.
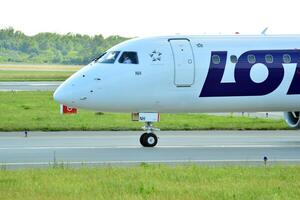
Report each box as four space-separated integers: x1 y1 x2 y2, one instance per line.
169 39 195 86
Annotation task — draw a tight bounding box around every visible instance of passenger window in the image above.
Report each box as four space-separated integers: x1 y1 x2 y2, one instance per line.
265 54 273 63
283 54 291 63
119 52 139 64
230 55 238 63
247 54 256 64
98 51 120 64
212 55 220 64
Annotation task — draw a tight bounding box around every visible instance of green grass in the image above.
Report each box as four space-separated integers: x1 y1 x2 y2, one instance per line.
0 64 81 70
0 91 287 131
0 70 75 81
0 165 299 200
0 64 81 81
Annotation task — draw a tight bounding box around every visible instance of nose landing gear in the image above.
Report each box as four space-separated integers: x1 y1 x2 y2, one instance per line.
132 113 160 147
140 122 159 147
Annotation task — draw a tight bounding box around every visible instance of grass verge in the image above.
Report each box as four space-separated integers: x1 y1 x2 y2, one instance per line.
0 70 75 81
0 165 299 200
0 64 80 81
0 64 81 70
0 91 287 131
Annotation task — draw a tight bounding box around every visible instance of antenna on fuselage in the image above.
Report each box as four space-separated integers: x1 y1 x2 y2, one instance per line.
261 27 268 35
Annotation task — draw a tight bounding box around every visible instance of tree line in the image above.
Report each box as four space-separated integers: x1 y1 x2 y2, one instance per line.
0 28 129 65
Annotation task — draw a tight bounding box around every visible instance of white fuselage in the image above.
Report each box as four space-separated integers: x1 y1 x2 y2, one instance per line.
54 35 300 113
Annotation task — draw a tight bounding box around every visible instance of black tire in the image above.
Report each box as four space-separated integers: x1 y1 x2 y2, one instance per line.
144 133 158 147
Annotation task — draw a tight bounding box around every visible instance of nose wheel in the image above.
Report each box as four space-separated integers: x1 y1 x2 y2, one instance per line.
140 132 158 147
139 122 159 147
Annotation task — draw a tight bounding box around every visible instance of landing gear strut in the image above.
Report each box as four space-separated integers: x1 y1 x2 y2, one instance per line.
139 122 159 147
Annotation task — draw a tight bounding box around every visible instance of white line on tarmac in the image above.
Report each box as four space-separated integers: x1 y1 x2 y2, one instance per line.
28 84 59 86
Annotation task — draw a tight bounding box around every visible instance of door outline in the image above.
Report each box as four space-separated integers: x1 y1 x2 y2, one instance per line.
169 38 195 86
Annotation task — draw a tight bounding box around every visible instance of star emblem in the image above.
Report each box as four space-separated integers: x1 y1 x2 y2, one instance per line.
150 50 162 62
196 43 203 48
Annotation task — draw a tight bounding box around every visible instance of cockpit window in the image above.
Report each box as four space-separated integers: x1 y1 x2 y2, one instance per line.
118 52 139 64
97 51 120 64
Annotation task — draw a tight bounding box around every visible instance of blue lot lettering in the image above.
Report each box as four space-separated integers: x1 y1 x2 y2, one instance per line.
200 50 300 97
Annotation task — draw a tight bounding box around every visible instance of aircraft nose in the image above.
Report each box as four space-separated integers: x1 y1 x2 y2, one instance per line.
53 83 72 105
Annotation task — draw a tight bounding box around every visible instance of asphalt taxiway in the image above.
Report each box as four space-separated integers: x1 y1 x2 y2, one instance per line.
0 131 300 169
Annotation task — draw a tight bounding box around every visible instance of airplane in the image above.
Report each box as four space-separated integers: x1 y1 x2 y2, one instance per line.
53 34 300 147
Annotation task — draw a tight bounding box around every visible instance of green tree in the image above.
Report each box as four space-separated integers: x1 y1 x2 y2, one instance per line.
0 28 129 65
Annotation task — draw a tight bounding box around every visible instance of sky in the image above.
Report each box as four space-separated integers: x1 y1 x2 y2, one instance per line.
0 0 300 37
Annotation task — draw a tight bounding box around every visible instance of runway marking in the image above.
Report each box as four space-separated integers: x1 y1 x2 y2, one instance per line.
28 84 59 86
2 159 300 167
1 144 300 150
